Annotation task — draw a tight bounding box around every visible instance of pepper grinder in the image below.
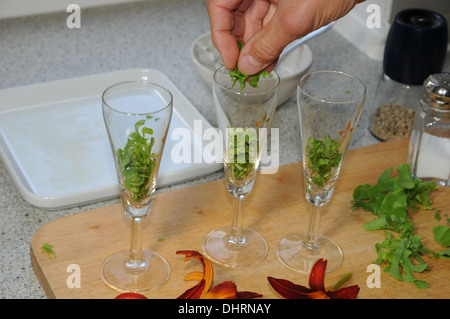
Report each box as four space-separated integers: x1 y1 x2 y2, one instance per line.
370 8 447 141
409 73 450 186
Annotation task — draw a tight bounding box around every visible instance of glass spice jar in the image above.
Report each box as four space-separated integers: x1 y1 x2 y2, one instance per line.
408 73 450 186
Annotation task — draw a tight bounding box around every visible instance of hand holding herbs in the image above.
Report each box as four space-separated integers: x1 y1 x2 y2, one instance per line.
352 163 448 289
116 118 157 203
229 42 273 90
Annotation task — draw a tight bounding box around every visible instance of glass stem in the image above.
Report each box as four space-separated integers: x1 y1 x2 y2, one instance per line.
226 196 246 245
127 219 145 269
304 204 321 250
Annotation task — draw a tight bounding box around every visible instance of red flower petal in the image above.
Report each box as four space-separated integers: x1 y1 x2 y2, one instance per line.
236 291 264 299
267 276 313 299
327 285 360 299
115 292 148 299
308 258 327 292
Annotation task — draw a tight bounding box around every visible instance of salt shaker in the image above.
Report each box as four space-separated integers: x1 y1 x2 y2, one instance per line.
409 73 450 186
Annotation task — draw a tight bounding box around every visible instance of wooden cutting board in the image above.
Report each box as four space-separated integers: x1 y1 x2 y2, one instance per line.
31 138 449 299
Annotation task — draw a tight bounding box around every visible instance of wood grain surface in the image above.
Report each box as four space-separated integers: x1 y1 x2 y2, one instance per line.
30 138 449 299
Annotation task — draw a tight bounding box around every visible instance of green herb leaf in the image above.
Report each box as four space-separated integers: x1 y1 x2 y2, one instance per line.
41 243 57 258
352 163 441 288
117 118 158 203
433 225 450 247
229 42 273 90
226 127 258 180
305 135 342 188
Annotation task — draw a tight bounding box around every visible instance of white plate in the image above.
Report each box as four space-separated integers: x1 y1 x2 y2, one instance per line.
0 69 222 210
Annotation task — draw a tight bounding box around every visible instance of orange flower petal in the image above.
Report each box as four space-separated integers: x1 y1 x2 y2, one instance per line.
183 271 204 282
308 258 327 292
177 250 263 299
176 250 214 298
177 279 206 299
203 281 238 299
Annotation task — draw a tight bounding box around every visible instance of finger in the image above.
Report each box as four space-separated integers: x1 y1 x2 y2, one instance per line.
207 0 241 69
207 0 255 70
237 0 318 75
241 0 272 43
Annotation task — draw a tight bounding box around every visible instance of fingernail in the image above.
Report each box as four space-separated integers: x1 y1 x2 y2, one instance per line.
239 54 264 75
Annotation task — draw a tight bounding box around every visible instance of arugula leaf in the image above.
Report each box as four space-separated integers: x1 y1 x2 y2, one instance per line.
305 135 342 188
229 42 273 90
433 225 450 247
352 163 441 288
117 117 158 203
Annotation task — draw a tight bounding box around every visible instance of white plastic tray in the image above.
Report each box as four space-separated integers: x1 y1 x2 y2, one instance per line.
0 69 222 210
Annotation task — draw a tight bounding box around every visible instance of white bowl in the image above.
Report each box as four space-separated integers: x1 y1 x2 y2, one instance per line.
190 32 313 106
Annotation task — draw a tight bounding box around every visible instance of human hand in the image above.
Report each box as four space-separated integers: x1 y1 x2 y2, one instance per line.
207 0 365 75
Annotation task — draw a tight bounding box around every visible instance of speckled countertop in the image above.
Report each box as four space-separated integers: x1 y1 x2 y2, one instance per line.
0 0 447 299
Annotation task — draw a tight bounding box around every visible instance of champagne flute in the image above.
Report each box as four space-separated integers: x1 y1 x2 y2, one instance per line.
101 81 172 293
202 66 280 268
277 70 366 274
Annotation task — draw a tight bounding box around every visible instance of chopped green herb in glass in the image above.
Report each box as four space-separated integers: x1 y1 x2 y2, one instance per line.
227 127 258 180
116 117 158 203
305 135 342 188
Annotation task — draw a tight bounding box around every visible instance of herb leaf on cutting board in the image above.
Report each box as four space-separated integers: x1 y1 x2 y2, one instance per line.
352 163 444 289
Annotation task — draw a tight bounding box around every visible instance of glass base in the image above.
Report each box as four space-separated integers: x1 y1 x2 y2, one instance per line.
101 249 170 293
202 226 268 269
277 232 343 274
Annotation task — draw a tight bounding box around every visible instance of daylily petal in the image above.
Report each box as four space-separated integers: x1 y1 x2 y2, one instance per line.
177 279 206 299
308 258 327 292
268 258 360 299
202 281 263 299
236 291 264 299
183 271 204 282
327 285 360 299
176 250 214 298
115 292 148 299
203 281 238 299
267 276 313 299
177 250 263 299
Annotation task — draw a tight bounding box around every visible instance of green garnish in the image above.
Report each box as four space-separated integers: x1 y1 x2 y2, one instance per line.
352 163 441 289
305 135 342 188
433 225 450 258
117 117 158 203
227 127 258 180
41 243 56 258
229 42 273 90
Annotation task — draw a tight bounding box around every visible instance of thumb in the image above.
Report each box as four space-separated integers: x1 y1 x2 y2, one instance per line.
237 19 302 75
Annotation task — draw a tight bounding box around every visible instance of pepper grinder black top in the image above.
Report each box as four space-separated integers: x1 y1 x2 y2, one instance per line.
384 8 448 86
